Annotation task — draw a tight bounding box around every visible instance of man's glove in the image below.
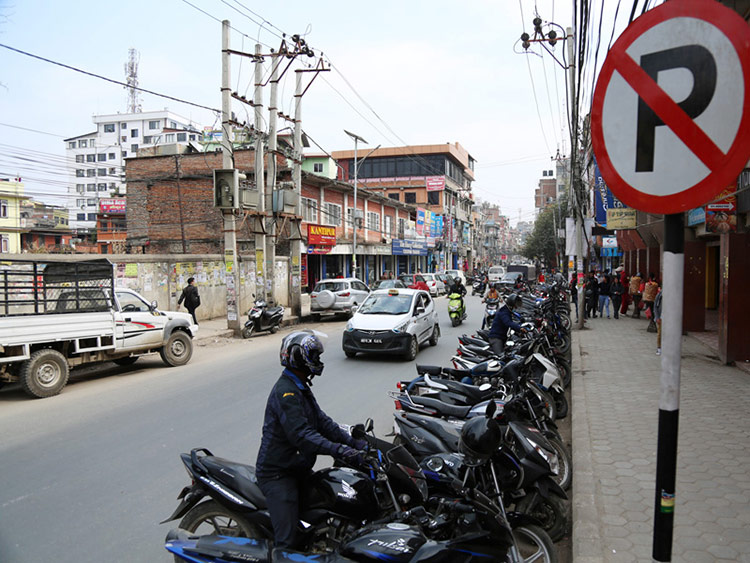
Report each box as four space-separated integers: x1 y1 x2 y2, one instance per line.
338 445 366 467
352 438 368 451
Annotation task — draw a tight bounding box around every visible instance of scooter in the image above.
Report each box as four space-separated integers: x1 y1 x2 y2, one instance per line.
482 297 500 329
242 298 284 338
472 278 486 296
447 292 466 327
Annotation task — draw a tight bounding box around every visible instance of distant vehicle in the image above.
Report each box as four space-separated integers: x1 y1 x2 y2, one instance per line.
443 269 466 286
498 271 522 288
487 265 506 282
371 279 407 291
420 273 445 296
342 288 439 360
310 278 370 320
507 264 536 282
398 274 430 292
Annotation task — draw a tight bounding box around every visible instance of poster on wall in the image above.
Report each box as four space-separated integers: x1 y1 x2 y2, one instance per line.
705 185 737 234
301 254 308 287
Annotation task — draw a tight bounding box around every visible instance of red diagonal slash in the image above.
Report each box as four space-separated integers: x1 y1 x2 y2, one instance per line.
610 48 726 172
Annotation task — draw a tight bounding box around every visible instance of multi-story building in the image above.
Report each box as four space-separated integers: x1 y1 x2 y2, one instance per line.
535 169 557 211
0 178 29 253
330 142 476 271
19 199 72 251
64 109 202 235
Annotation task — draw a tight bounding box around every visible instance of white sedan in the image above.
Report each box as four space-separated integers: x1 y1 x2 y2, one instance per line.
420 273 445 296
342 288 440 361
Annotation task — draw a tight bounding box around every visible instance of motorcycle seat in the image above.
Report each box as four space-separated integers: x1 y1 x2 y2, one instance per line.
434 376 492 403
476 329 491 340
464 345 493 358
266 306 284 315
415 364 443 376
202 456 268 509
410 395 472 419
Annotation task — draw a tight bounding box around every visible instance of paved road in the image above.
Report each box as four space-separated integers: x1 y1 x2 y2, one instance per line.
0 292 489 562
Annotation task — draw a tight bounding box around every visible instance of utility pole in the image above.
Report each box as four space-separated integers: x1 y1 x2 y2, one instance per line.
221 20 241 332
290 70 303 319
266 48 280 305
253 44 267 303
344 130 367 278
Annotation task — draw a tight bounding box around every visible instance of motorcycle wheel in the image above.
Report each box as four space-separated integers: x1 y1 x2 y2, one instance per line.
556 360 572 388
547 437 572 491
179 499 263 538
559 315 572 332
513 524 557 562
552 389 569 419
241 325 254 339
270 324 279 334
451 316 460 327
530 385 557 421
554 334 571 355
516 494 568 542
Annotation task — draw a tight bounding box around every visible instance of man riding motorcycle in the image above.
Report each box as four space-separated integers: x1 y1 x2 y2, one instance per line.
255 331 367 548
488 293 525 357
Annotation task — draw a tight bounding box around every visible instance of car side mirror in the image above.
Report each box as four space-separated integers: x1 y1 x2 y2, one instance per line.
150 300 158 310
351 305 358 315
415 306 426 316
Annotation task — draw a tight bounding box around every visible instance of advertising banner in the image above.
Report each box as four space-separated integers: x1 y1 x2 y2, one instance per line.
307 224 336 245
392 239 429 256
594 159 628 226
416 208 425 236
307 245 333 254
602 236 618 249
99 198 126 213
606 208 637 229
426 176 445 192
705 185 737 234
687 207 706 226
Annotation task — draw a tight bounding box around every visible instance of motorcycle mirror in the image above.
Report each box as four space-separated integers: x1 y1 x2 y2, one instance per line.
351 423 366 439
485 399 497 419
364 418 374 433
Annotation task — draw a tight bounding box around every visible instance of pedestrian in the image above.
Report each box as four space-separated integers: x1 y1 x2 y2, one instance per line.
255 331 368 548
585 272 599 319
642 273 659 320
654 289 663 355
177 277 200 325
488 293 525 357
629 272 643 318
610 276 624 319
617 266 630 316
598 274 612 318
569 272 579 322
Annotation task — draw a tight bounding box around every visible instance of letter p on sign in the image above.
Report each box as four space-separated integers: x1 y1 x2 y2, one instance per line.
591 0 750 214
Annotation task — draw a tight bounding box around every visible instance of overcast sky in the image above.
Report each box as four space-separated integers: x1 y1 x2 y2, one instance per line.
0 0 637 225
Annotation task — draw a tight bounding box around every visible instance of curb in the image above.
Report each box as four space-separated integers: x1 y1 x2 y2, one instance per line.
571 328 605 562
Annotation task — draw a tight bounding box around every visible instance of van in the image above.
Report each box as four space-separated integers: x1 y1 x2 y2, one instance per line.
487 266 506 282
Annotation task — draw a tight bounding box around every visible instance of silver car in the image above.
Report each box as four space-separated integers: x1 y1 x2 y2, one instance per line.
310 278 370 320
420 273 445 296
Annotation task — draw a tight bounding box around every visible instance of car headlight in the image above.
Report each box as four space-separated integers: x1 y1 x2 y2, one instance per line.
392 320 410 334
345 321 354 332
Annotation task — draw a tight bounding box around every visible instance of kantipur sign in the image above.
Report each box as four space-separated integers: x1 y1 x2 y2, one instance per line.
307 224 337 246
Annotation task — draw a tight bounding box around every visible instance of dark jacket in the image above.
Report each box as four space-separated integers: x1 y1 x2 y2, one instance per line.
256 369 356 478
178 284 200 309
598 278 611 297
489 305 522 341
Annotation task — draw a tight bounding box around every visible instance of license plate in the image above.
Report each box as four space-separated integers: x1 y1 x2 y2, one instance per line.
360 338 382 344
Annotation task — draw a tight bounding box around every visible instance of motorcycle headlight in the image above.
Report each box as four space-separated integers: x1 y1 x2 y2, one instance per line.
392 320 409 334
528 439 559 475
345 321 354 332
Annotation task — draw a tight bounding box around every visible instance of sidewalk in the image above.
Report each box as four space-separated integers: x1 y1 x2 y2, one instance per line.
571 314 750 562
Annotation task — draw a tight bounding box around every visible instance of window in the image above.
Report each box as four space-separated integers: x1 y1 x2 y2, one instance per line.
90 139 96 147
87 198 96 206
177 132 186 142
367 211 379 232
76 169 84 177
77 213 86 221
75 155 84 163
109 183 116 190
121 136 127 142
68 142 76 149
103 123 115 133
120 122 127 129
398 218 406 237
0 200 7 218
86 154 95 162
78 139 87 148
388 193 399 201
108 153 115 159
86 169 96 177
130 144 138 152
131 129 138 138
384 215 393 237
1 235 9 253
87 213 97 221
122 151 128 158
76 184 85 193
76 198 85 207
148 120 160 130
313 163 324 173
98 183 107 191
165 133 175 143
87 184 96 191
323 202 341 226
404 192 417 204
170 121 177 128
109 167 117 175
301 197 318 223
427 191 440 205
98 168 107 176
143 136 153 144
189 134 196 141
97 153 106 162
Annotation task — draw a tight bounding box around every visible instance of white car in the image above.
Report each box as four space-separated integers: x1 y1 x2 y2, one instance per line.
488 265 506 283
420 273 445 296
311 278 371 320
443 269 466 286
342 288 440 361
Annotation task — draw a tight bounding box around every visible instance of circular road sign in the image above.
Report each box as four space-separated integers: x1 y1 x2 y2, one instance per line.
591 0 750 214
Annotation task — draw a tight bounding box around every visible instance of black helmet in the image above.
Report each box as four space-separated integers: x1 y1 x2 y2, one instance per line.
280 331 324 376
454 276 461 284
505 293 520 309
459 411 502 466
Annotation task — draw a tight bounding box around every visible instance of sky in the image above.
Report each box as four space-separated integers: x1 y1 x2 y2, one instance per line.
0 0 638 226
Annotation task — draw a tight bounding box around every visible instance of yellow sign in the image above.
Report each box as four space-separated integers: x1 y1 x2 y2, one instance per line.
308 225 336 237
607 208 637 229
124 263 138 277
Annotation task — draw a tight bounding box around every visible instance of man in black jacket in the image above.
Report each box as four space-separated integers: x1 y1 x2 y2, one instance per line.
256 331 366 548
488 293 525 357
177 277 200 324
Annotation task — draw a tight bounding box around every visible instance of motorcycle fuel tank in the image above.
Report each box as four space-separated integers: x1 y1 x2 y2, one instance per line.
305 467 380 521
341 523 425 562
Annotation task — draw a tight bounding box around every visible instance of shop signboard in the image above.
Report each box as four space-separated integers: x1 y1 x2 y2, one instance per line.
687 207 706 226
606 208 637 229
308 224 336 246
602 236 618 248
426 176 445 191
705 185 737 233
416 208 425 236
392 239 429 256
99 198 126 213
307 245 333 255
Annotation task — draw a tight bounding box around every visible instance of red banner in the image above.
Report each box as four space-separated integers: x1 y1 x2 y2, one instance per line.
307 224 336 245
426 176 445 191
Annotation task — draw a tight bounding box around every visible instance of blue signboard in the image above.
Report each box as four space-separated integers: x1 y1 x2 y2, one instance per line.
431 215 443 237
392 239 429 256
594 159 627 227
687 207 706 226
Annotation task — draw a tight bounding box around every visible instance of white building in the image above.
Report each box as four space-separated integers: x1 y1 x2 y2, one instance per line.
63 109 203 232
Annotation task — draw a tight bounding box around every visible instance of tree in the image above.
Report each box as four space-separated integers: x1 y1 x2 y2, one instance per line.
522 205 559 268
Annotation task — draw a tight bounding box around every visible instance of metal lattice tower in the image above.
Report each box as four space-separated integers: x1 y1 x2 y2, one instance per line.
124 48 142 113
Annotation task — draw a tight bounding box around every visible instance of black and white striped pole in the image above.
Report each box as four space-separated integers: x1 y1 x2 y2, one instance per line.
652 213 683 561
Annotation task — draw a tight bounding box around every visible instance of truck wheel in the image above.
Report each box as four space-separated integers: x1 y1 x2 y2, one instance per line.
159 331 193 367
21 349 69 398
113 356 138 366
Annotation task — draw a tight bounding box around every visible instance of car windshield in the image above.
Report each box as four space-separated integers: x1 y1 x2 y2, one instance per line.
314 281 346 292
373 280 397 289
358 293 413 315
489 267 504 274
502 272 519 281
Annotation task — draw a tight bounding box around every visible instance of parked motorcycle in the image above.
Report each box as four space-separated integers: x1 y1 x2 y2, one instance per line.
447 291 466 327
242 298 284 338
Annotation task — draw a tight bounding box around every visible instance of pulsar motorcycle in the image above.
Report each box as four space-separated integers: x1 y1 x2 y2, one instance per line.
241 298 284 338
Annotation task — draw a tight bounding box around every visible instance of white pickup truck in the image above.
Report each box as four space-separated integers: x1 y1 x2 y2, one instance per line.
0 258 198 398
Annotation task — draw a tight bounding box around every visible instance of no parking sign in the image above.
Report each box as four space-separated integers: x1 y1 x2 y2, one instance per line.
591 0 750 214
